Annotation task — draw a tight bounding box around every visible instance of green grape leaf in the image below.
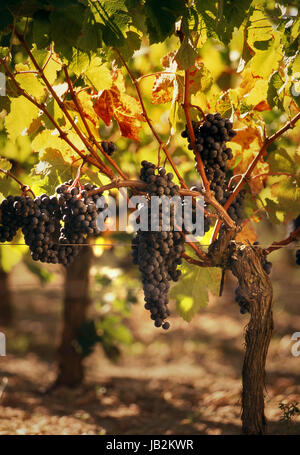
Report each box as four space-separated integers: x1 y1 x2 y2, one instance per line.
270 177 300 222
50 3 87 59
194 0 218 40
267 147 299 175
30 48 62 85
175 36 198 70
77 9 102 53
0 156 12 172
91 0 130 47
144 0 187 44
0 242 27 273
171 261 221 322
69 52 112 91
1 135 32 163
32 9 51 49
293 54 300 73
267 71 284 109
247 36 283 79
5 97 39 142
218 0 252 44
118 31 141 60
0 6 14 33
32 148 75 193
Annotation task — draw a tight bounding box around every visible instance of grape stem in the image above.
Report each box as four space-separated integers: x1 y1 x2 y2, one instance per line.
211 110 300 242
0 168 35 198
181 253 208 267
264 226 300 254
182 68 210 192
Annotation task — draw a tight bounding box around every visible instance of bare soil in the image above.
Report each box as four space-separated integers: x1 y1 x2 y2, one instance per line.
0 254 299 435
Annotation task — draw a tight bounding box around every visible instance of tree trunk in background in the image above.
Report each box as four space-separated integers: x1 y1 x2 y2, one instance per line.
56 245 93 387
0 268 13 326
229 244 273 434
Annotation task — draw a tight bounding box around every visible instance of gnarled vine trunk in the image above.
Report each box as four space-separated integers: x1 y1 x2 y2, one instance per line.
56 244 93 387
229 243 273 434
209 234 274 434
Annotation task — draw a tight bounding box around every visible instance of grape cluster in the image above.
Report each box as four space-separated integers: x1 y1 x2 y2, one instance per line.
182 113 246 225
131 161 185 330
0 196 34 242
182 114 235 187
101 141 117 156
0 181 106 266
235 242 272 314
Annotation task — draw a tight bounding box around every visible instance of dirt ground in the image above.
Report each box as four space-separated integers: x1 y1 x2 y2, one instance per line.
0 250 299 435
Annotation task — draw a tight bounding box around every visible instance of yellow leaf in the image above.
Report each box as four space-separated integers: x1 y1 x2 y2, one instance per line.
15 63 45 100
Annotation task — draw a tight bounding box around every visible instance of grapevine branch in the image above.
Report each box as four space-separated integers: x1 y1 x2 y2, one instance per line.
88 180 217 219
62 64 128 180
212 110 300 242
0 168 35 197
265 226 300 254
115 49 188 189
115 50 235 230
0 57 112 176
182 253 208 267
14 31 115 179
250 172 298 180
182 69 210 192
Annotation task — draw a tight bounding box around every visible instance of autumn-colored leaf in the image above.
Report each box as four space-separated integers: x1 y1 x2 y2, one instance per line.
188 58 212 95
231 126 263 150
93 89 114 126
235 221 257 244
229 125 269 193
151 51 182 105
93 69 144 141
151 72 176 104
253 100 271 111
77 91 99 127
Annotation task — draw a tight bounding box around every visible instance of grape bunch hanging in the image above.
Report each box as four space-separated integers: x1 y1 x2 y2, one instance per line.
131 161 185 330
182 113 246 225
0 181 106 266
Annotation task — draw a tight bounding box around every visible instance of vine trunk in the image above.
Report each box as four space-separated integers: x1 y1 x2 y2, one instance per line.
229 243 274 434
